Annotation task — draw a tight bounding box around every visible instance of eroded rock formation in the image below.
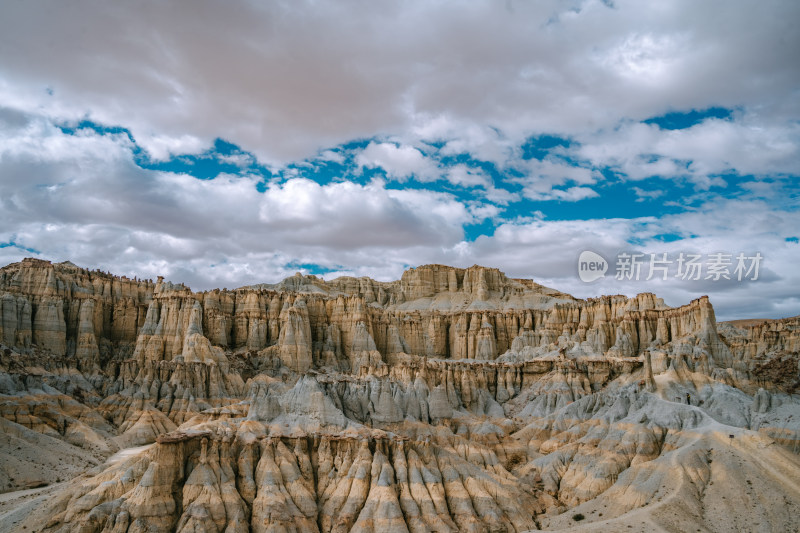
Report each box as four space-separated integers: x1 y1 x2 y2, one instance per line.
0 258 798 532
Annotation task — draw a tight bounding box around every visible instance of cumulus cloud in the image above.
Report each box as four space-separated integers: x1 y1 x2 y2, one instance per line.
444 165 521 205
0 111 473 288
572 118 800 185
632 187 666 201
450 202 800 320
0 109 796 319
258 177 469 247
600 32 689 84
446 165 490 188
512 160 599 201
525 186 599 202
0 0 797 162
356 142 440 181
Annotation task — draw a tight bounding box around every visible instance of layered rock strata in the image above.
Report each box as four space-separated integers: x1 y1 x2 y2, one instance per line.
0 258 798 532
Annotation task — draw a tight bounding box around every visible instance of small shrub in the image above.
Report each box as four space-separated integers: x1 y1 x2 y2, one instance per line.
572 513 585 521
504 454 525 470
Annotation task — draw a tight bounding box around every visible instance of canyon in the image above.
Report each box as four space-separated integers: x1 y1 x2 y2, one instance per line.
0 257 798 532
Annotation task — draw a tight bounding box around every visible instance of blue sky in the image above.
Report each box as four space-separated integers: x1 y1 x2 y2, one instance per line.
0 0 798 320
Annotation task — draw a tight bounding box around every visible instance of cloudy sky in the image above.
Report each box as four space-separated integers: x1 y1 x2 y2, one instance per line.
1 0 798 320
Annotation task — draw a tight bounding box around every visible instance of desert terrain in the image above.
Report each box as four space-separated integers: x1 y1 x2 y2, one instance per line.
0 258 798 532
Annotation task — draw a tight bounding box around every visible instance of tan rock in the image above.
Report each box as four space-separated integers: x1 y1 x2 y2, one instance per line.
1 258 799 533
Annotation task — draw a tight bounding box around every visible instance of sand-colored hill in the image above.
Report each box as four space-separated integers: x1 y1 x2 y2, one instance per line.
0 258 797 532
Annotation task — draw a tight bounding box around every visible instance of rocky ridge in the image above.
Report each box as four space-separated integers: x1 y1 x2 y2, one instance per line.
0 258 798 532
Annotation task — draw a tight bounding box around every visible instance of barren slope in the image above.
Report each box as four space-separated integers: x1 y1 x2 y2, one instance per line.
0 258 797 532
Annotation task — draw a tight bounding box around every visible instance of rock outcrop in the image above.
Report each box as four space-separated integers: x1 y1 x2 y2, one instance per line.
0 258 798 533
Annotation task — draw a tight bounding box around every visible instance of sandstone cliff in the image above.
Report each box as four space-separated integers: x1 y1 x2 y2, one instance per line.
0 258 798 533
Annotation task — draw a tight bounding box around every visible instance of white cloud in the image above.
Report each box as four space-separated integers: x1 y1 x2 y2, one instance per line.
572 117 800 185
417 118 518 167
217 152 255 168
258 177 469 247
524 186 599 202
0 1 796 162
513 159 599 201
600 32 689 84
448 201 800 320
135 133 206 162
483 185 521 205
356 142 440 181
444 164 521 205
446 164 489 188
631 187 665 201
318 150 345 164
466 202 501 222
0 112 477 288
